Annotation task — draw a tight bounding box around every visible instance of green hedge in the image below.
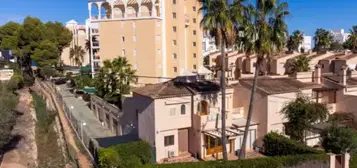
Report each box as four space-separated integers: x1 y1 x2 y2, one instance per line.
143 154 328 168
98 140 152 168
263 132 322 156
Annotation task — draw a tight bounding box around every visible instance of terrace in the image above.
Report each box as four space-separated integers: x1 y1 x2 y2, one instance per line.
88 0 161 21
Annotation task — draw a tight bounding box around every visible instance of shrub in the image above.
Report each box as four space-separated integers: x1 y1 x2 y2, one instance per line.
7 73 24 90
98 140 152 168
65 72 73 80
143 154 328 168
263 132 322 156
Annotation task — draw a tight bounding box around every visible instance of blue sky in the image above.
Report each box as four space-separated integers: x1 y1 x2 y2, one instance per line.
1 0 357 36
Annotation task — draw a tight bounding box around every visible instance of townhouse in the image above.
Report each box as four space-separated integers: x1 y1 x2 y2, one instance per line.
129 73 257 162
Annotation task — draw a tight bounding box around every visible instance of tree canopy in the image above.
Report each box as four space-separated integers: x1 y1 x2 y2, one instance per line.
287 30 304 52
314 28 333 52
281 94 329 142
321 125 357 154
94 57 136 106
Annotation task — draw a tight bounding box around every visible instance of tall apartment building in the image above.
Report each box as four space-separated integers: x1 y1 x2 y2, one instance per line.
87 0 203 84
61 20 89 66
298 35 312 52
330 29 351 44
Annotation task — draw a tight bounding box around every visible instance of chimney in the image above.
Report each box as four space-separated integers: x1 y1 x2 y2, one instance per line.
315 64 322 84
340 64 348 86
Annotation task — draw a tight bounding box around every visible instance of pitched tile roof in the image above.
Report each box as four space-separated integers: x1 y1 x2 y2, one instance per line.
239 77 323 95
133 78 220 99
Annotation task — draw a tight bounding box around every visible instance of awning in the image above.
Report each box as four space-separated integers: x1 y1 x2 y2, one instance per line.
197 66 212 75
203 128 240 138
232 117 258 128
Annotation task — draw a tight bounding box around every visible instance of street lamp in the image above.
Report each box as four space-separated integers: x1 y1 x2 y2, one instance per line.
81 121 87 143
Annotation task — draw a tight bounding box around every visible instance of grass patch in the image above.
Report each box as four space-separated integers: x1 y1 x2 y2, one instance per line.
32 92 66 168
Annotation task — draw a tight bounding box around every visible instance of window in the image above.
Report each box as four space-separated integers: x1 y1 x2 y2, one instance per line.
173 13 177 19
193 42 196 47
133 35 136 42
193 18 196 23
133 49 137 56
193 30 196 35
173 40 177 46
173 0 176 4
156 21 161 27
173 26 177 32
173 53 177 59
157 49 161 55
156 35 161 41
122 36 125 42
193 64 197 69
180 105 186 115
164 135 174 146
174 67 177 72
122 49 126 56
193 53 196 58
198 101 209 115
169 108 176 116
193 6 196 11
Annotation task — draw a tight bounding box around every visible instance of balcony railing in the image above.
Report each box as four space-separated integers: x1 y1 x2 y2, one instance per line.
92 42 100 48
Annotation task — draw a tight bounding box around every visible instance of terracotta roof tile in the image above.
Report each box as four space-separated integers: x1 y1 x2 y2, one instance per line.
239 77 322 95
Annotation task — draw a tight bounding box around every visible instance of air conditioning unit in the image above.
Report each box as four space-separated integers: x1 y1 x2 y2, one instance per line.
168 151 175 158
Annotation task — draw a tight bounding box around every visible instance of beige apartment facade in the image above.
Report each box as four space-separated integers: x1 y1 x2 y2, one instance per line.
61 20 89 66
88 0 203 84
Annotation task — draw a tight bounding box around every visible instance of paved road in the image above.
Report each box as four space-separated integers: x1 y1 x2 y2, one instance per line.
38 81 93 168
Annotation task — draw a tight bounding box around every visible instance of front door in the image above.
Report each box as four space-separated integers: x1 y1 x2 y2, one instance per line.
205 135 222 155
178 129 188 154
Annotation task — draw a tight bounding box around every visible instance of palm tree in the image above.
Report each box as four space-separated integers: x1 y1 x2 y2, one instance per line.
94 57 135 106
286 55 311 74
238 0 290 159
69 45 85 67
348 26 357 51
293 30 304 51
199 0 245 160
314 28 333 52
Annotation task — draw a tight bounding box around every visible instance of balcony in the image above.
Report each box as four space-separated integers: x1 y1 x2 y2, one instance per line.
92 42 100 49
91 29 99 35
193 112 232 131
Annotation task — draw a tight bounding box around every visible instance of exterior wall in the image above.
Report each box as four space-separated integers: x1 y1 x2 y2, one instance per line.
154 96 192 162
309 52 334 70
91 95 127 135
136 95 156 148
165 0 203 77
98 19 160 84
233 86 267 147
271 52 302 75
267 90 313 135
61 23 89 66
336 89 357 113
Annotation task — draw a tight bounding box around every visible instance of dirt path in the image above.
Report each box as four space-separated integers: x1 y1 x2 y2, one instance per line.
37 81 92 168
0 89 37 168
